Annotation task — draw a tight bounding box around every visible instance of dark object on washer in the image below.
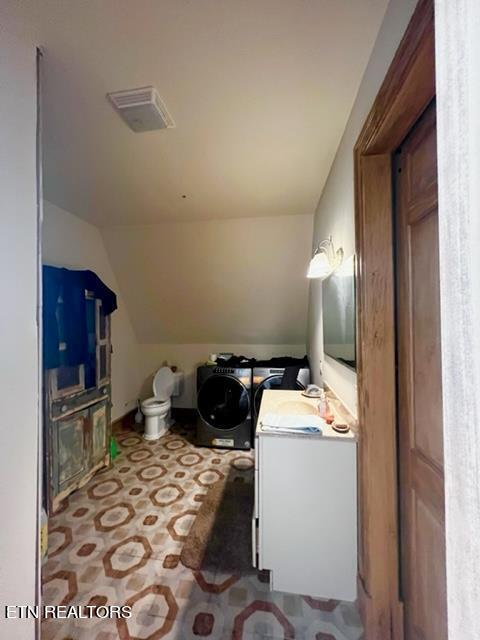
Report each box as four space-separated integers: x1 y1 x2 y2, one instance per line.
196 366 253 450
252 366 310 423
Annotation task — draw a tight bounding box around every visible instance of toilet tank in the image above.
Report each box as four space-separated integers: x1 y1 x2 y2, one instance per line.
172 371 184 396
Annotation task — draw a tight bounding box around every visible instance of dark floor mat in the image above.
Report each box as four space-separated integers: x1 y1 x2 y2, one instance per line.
181 476 254 574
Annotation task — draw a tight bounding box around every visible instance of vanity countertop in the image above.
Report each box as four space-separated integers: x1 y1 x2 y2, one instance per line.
256 389 356 442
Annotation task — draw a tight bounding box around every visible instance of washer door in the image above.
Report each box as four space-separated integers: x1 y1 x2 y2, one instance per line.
198 375 250 430
254 375 305 415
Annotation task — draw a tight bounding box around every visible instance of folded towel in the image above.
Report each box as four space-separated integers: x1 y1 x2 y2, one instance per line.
260 413 324 435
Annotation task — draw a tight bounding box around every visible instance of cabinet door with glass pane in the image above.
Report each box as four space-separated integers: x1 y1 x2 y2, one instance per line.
96 299 111 387
91 399 109 466
55 409 89 493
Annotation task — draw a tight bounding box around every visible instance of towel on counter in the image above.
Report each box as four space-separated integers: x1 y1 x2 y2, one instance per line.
260 413 324 435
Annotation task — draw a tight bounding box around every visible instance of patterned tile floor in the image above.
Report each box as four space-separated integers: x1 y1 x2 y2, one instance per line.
42 424 363 640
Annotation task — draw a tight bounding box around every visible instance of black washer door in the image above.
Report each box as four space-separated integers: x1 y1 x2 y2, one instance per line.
254 375 305 415
198 375 250 430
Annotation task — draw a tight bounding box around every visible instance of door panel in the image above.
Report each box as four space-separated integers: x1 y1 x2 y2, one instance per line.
91 400 108 465
410 213 443 468
395 101 447 639
57 410 88 489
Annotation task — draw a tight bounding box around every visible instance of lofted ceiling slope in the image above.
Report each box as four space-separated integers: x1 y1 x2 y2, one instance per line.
2 0 387 226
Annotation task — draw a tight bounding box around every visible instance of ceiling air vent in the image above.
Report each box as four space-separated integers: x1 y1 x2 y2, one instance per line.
107 86 175 132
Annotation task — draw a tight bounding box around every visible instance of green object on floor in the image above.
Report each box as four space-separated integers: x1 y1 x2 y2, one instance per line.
110 436 118 460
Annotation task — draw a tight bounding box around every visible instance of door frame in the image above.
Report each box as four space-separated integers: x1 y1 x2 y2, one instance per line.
354 1 435 638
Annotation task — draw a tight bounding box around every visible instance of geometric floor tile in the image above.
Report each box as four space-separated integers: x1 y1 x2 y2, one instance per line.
136 464 167 482
103 535 153 578
87 477 123 500
48 525 73 557
193 468 224 487
42 424 363 640
94 502 135 532
193 570 240 594
176 451 204 467
166 509 197 542
42 570 77 606
116 584 178 639
150 483 185 507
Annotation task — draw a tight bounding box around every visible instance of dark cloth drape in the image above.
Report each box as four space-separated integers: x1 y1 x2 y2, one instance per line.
215 355 309 369
279 365 302 389
43 265 117 370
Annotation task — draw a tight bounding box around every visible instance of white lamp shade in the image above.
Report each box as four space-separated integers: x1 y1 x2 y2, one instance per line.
306 251 332 279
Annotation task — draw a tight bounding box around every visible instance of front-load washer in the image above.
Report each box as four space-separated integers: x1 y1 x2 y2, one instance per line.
252 366 310 423
196 366 252 450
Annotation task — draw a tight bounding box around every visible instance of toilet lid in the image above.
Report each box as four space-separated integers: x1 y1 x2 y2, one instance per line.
153 367 175 400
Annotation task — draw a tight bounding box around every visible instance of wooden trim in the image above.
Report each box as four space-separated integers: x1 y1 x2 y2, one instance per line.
112 408 136 433
355 0 435 155
354 1 435 638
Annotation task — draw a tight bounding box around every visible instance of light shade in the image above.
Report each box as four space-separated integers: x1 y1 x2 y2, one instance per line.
306 251 332 279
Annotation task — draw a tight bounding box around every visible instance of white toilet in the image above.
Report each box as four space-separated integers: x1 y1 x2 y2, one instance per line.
141 367 183 440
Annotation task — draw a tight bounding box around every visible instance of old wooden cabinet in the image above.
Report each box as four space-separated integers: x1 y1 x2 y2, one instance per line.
44 293 112 514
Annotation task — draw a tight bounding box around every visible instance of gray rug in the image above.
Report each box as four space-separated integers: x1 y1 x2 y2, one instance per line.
181 477 254 574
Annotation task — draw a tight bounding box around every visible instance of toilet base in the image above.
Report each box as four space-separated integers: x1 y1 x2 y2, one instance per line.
143 430 168 441
143 413 170 441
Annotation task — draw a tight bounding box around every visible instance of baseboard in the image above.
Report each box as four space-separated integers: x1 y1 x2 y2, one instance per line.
112 408 136 433
113 407 197 433
172 407 197 425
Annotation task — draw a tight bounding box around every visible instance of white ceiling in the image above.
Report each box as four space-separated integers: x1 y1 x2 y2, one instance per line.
3 0 387 226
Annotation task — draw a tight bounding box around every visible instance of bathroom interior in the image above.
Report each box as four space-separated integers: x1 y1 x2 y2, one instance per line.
1 0 452 639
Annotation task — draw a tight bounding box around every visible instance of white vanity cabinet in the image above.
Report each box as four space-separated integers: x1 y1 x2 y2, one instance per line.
253 390 357 601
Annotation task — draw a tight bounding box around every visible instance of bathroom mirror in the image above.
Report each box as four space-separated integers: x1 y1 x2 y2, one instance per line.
322 254 356 370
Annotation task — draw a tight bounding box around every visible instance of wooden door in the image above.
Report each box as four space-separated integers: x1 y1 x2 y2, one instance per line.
394 101 447 639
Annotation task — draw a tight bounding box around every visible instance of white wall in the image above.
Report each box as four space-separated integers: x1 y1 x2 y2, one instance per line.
0 27 38 640
42 201 142 419
102 214 312 407
138 343 307 408
307 0 417 416
102 214 313 344
435 1 480 637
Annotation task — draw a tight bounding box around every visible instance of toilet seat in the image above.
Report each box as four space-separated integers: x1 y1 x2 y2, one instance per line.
142 397 171 409
153 367 175 400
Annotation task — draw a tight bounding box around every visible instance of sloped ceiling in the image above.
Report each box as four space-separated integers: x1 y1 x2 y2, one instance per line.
2 0 387 226
101 214 313 344
4 0 388 346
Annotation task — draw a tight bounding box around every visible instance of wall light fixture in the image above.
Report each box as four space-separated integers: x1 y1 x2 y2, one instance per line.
306 235 344 279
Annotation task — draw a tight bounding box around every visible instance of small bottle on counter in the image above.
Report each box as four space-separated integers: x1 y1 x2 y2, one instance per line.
318 390 335 424
318 390 328 418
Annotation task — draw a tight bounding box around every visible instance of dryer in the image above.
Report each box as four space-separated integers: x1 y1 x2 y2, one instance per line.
196 366 253 450
252 366 310 423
